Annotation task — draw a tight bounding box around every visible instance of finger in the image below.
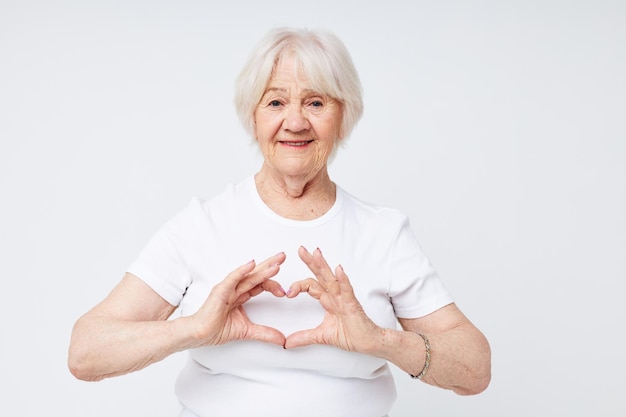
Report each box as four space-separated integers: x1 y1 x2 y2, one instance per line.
248 284 264 297
246 279 286 299
234 263 278 295
298 246 336 287
246 323 287 346
234 252 286 294
335 264 356 298
233 290 253 306
286 278 325 299
221 259 257 291
261 279 286 297
255 251 287 270
216 260 273 306
284 328 321 349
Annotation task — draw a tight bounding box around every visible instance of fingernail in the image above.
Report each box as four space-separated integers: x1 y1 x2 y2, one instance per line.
285 289 291 296
247 259 255 265
316 247 322 254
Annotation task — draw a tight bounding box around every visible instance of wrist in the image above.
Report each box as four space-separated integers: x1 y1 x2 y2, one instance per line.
173 315 210 350
365 326 403 359
366 328 431 380
409 333 430 380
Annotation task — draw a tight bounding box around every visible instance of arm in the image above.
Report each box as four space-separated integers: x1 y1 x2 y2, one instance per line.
384 305 491 395
285 246 491 395
68 273 187 381
68 252 288 381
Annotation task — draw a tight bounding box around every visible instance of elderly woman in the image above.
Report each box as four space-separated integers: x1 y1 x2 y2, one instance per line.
69 27 491 417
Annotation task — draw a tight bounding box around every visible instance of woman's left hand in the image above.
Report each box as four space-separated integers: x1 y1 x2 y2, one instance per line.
284 246 381 352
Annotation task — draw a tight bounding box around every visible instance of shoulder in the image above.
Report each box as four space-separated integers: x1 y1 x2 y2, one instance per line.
186 176 253 219
339 186 409 228
159 179 246 237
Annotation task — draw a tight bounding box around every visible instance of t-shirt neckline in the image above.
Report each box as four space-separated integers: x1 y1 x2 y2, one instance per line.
245 175 343 227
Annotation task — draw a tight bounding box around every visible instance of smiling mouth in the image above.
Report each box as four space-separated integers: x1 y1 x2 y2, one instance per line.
279 140 314 147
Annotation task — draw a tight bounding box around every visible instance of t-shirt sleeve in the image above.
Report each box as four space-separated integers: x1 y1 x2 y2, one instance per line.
127 200 201 306
388 217 454 318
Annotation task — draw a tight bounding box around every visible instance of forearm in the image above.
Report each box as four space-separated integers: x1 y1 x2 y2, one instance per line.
371 325 491 395
68 315 196 381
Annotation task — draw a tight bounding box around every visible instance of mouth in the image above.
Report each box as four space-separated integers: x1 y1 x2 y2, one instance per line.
279 140 314 147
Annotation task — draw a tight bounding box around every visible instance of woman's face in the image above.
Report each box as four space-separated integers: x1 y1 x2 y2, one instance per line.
254 54 343 181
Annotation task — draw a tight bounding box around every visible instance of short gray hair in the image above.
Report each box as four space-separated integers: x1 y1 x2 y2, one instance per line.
234 27 363 141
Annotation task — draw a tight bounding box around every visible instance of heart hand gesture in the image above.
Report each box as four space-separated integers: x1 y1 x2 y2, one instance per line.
284 246 381 353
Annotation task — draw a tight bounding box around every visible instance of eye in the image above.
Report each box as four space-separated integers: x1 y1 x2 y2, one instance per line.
269 100 282 107
305 98 327 114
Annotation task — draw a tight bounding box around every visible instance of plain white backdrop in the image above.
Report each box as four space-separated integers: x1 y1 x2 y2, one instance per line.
1 0 624 415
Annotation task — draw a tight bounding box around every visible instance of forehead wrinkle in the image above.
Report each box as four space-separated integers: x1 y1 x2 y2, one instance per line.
265 87 288 93
262 86 326 98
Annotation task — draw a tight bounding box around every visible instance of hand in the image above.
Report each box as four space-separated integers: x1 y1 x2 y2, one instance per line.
188 252 287 347
284 246 381 352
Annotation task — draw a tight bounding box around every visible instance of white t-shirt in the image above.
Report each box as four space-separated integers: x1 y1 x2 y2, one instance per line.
129 176 453 417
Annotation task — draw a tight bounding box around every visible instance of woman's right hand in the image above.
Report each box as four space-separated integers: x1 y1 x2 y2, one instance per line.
187 252 288 347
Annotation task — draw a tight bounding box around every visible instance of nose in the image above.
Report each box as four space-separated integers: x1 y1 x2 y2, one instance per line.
283 103 310 133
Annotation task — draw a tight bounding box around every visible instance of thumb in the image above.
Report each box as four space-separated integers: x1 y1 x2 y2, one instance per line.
246 324 286 346
284 328 320 349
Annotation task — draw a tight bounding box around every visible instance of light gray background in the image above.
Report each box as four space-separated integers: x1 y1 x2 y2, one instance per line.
1 1 624 416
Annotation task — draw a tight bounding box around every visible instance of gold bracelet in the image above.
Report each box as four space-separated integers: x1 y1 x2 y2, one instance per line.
409 333 430 380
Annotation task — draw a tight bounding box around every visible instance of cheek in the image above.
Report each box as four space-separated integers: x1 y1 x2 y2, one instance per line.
254 113 282 140
319 109 343 140
320 119 342 144
253 122 269 143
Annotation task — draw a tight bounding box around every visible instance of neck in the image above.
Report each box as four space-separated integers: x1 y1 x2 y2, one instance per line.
255 164 336 220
